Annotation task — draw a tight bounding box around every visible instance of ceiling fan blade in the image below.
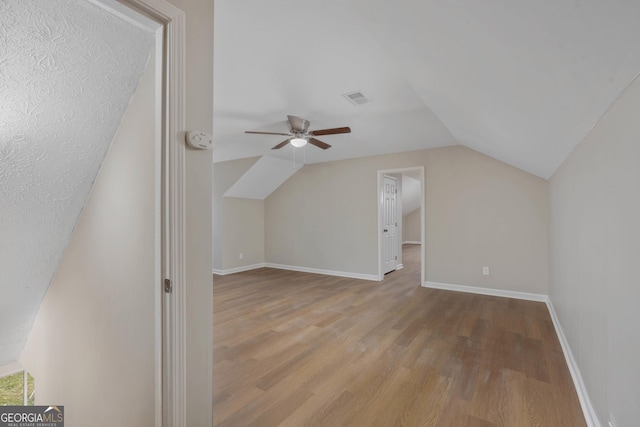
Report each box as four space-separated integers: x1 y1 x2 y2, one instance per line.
245 131 291 136
287 115 310 132
309 137 331 150
309 126 351 136
271 139 290 150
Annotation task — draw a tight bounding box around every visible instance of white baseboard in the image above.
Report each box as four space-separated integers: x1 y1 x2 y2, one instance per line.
212 263 265 275
213 262 378 281
402 241 421 245
423 281 548 302
265 263 379 281
396 264 404 270
421 280 598 427
546 300 601 427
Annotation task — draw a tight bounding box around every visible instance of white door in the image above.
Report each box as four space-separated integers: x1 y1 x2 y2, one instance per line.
382 175 398 274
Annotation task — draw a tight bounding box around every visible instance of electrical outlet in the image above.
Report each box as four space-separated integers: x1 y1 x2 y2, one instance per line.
239 252 243 260
482 266 490 276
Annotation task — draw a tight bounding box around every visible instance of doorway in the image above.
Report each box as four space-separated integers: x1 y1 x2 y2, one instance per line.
96 0 187 425
377 167 425 285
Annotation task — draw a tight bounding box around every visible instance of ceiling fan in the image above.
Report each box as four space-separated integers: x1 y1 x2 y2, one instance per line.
245 115 351 150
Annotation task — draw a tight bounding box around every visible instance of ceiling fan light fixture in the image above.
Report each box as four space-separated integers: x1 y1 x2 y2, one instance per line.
290 137 307 148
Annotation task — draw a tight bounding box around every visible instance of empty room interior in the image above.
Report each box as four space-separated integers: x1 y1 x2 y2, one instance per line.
212 1 639 426
1 0 639 426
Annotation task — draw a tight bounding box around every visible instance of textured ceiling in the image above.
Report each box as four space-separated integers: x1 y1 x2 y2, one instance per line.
214 0 640 179
0 0 154 365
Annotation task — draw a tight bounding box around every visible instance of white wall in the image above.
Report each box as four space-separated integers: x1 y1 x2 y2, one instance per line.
167 0 214 423
213 157 263 271
20 53 157 426
549 75 640 426
223 198 264 270
265 145 549 294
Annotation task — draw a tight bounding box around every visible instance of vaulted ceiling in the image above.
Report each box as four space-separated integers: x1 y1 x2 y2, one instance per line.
213 0 640 179
3 0 639 368
0 0 154 366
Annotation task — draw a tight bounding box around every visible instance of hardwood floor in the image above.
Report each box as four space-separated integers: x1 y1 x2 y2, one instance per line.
213 244 586 426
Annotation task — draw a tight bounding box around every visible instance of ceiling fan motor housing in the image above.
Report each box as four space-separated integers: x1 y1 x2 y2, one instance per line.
288 115 310 132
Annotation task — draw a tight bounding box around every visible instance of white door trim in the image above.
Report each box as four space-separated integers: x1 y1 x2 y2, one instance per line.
381 175 399 274
97 1 187 426
377 167 425 284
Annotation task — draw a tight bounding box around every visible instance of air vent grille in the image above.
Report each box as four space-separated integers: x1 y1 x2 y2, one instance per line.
343 91 370 105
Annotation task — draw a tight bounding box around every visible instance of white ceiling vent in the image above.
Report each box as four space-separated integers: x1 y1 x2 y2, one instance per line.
343 90 370 105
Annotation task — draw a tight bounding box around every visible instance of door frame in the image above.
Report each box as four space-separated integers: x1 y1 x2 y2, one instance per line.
381 174 399 275
377 167 425 285
93 1 187 426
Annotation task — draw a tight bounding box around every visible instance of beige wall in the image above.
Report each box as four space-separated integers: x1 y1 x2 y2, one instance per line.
549 76 640 425
168 0 214 424
213 157 263 271
403 209 421 243
223 198 265 269
20 54 157 425
266 145 549 294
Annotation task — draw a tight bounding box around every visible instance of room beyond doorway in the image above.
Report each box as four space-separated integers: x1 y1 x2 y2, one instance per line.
377 166 425 285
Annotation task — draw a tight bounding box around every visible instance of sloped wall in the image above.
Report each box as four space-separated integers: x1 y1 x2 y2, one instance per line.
549 75 640 426
20 0 215 424
20 52 157 426
0 0 154 367
265 145 549 294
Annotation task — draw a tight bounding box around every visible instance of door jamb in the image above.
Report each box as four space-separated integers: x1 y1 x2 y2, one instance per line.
94 1 187 426
377 167 425 285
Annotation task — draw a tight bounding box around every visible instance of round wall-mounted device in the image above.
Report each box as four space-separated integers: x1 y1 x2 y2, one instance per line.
185 131 213 150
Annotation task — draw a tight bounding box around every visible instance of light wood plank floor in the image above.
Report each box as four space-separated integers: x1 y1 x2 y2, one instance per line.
213 244 586 426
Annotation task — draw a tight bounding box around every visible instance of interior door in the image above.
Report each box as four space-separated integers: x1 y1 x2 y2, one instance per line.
382 175 398 274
